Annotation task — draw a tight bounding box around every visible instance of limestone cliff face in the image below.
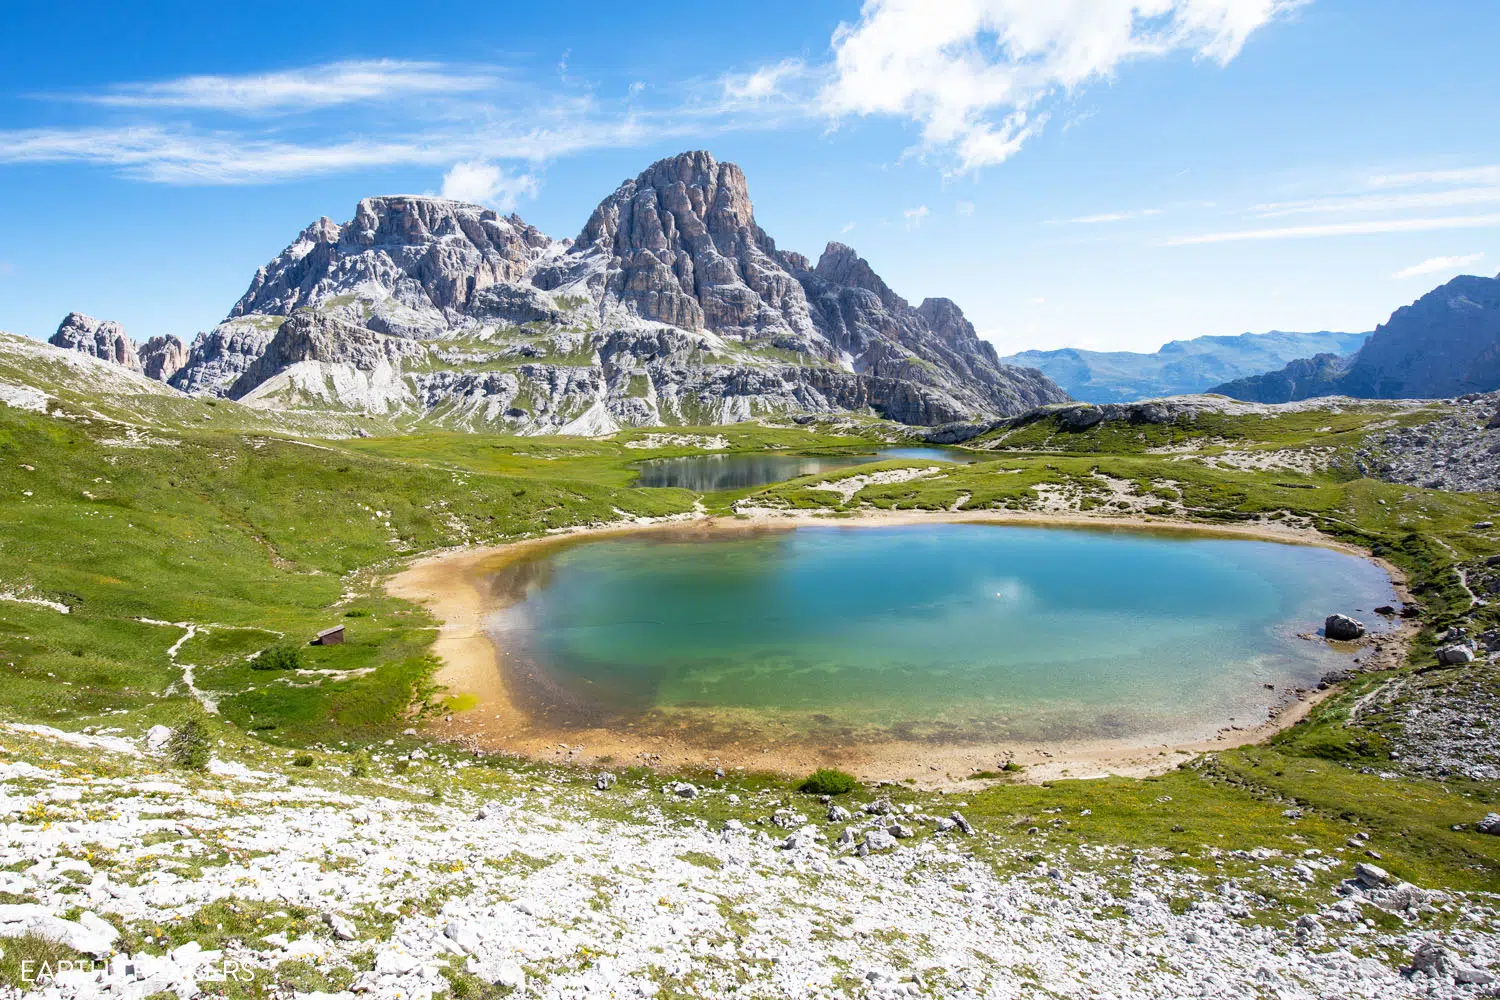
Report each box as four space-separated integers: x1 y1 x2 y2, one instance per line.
170 320 280 395
795 242 1064 418
49 313 140 372
229 198 563 337
558 151 820 348
170 150 1070 430
139 335 188 382
228 312 429 398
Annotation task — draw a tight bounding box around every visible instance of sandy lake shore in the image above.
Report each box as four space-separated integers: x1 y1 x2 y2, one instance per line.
386 507 1416 787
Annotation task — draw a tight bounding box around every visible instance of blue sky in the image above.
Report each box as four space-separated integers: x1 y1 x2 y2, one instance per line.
2 0 1497 354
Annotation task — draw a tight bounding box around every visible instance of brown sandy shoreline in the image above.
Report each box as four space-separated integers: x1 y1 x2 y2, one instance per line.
385 508 1415 787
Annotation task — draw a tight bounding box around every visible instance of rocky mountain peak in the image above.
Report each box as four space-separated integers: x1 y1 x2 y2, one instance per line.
165 148 1068 426
812 243 905 313
49 313 140 372
228 196 562 335
346 196 553 260
568 150 818 345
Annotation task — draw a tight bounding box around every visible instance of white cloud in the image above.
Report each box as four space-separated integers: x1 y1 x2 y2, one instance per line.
818 0 1299 171
61 60 493 114
903 204 930 228
840 221 857 234
1048 208 1162 225
1391 252 1486 280
721 59 808 103
956 200 975 216
1164 213 1500 246
440 161 539 210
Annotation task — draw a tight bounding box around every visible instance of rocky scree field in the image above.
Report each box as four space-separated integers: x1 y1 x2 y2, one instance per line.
1 345 1500 997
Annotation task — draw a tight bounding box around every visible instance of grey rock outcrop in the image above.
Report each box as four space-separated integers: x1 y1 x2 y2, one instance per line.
1209 353 1348 404
139 334 188 382
49 313 140 372
231 199 561 337
171 319 280 396
228 312 428 398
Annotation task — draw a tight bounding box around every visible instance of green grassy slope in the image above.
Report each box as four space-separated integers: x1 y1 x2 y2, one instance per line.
1 359 1498 895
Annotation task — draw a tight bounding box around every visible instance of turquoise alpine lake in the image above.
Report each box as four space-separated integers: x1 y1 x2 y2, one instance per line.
481 523 1397 748
632 447 970 491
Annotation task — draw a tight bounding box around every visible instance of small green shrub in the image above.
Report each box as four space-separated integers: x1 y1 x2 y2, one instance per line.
798 768 858 796
292 755 314 768
167 718 210 771
254 644 305 671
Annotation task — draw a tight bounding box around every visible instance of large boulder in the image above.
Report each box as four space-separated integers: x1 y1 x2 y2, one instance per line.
1324 614 1366 641
1436 645 1476 666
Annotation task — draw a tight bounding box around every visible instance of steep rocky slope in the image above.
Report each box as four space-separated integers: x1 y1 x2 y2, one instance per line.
159 151 1065 432
1213 274 1500 402
1002 330 1370 403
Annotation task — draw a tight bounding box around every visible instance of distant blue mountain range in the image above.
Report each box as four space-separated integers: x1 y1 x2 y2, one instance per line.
1210 273 1500 402
999 330 1371 403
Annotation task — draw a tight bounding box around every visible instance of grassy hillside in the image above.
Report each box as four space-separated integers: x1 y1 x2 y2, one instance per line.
2 354 1498 908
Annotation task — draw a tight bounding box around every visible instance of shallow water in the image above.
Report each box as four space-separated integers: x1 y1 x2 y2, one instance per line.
481 523 1397 747
632 447 969 491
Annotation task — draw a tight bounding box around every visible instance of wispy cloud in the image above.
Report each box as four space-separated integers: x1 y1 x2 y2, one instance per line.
1368 165 1500 189
0 57 812 187
55 59 494 114
1164 214 1500 246
1391 252 1486 280
903 204 930 229
956 200 975 217
720 59 810 104
1048 208 1162 225
1254 186 1500 218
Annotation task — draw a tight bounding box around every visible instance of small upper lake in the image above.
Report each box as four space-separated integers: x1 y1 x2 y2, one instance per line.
633 447 970 491
480 523 1397 750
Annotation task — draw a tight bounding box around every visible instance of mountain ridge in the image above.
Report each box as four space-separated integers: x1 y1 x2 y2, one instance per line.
1000 329 1371 403
1212 273 1500 402
61 150 1064 433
